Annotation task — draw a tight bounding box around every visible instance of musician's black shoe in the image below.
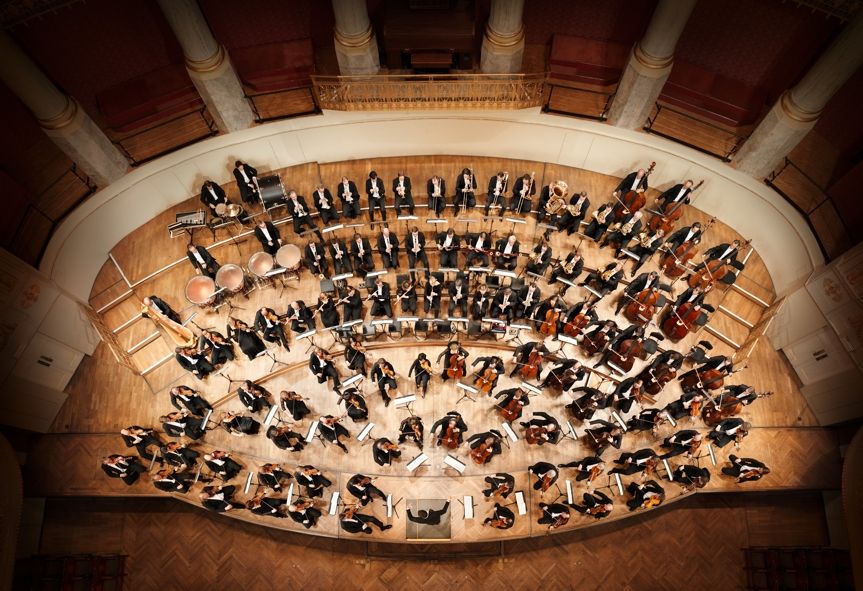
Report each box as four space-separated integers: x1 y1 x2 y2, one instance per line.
384 398 391 407
381 524 393 531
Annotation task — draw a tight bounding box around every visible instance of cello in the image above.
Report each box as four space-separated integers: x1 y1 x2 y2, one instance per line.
520 351 542 380
539 307 560 336
648 179 703 234
474 367 497 395
562 310 590 337
680 368 726 391
500 395 525 422
470 440 493 465
441 424 460 449
608 338 645 374
661 302 702 341
687 259 730 290
581 327 611 357
640 364 677 396
447 353 465 380
624 288 659 325
614 162 655 221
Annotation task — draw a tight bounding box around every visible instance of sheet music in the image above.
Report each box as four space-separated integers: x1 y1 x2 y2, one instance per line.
305 420 319 442
463 496 474 519
406 453 428 472
515 491 527 515
501 422 518 441
357 422 375 442
443 454 466 473
328 491 340 515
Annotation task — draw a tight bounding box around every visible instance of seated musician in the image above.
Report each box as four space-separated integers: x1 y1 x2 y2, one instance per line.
472 355 505 391
572 490 614 519
584 419 623 456
312 183 338 225
538 502 570 530
295 465 332 498
437 341 469 380
259 463 292 492
339 506 392 534
541 359 586 392
559 300 597 337
559 455 605 486
672 465 711 491
406 226 429 274
493 234 520 270
722 454 770 482
448 276 469 317
186 244 219 279
648 348 685 372
626 408 668 436
316 292 340 328
482 473 515 499
664 391 707 421
221 411 261 437
581 320 619 358
199 179 227 215
233 160 258 203
468 431 503 464
338 176 362 219
369 277 393 318
320 414 350 453
238 380 273 414
615 271 660 315
254 306 290 349
708 418 750 449
266 425 305 452
286 191 321 240
101 454 146 485
392 172 414 216
174 346 214 380
583 202 614 242
717 384 767 408
304 240 328 279
455 167 477 209
600 210 644 252
494 387 530 421
609 377 646 415
510 340 547 378
485 171 509 214
679 355 733 392
408 352 432 397
227 317 266 360
516 281 541 319
525 240 553 277
289 499 322 529
309 347 341 390
370 358 397 406
372 437 400 466
536 180 566 224
436 229 460 268
483 503 515 529
510 173 535 214
626 228 666 276
671 284 709 312
609 448 658 477
408 501 450 526
169 385 212 417
254 219 282 256
549 250 584 295
246 493 287 518
664 222 703 252
203 450 242 480
427 175 447 216
161 441 199 470
350 233 374 275
566 386 611 422
348 474 387 506
612 168 649 218
201 329 234 366
398 277 418 314
340 284 363 322
423 275 442 315
285 300 316 333
376 226 399 270
365 170 387 222
579 261 624 298
521 411 561 445
328 237 352 275
534 295 564 333
338 388 369 422
200 485 243 513
344 335 367 377
490 286 515 322
398 415 424 449
431 411 468 447
279 390 312 421
626 480 665 512
528 461 559 491
557 191 590 235
465 231 492 267
153 467 195 493
142 295 182 324
660 429 703 459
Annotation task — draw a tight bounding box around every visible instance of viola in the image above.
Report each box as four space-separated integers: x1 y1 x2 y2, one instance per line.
581 330 610 357
447 353 465 380
640 364 676 396
661 302 701 341
624 288 659 325
520 351 542 380
442 424 459 449
539 308 560 336
474 367 497 395
500 396 524 423
562 312 590 337
608 338 645 374
687 259 729 290
588 465 603 482
470 441 493 465
662 240 699 278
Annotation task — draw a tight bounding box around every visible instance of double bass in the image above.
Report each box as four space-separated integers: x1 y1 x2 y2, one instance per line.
624 288 659 325
648 179 703 234
474 367 497 395
447 353 465 380
562 310 590 337
661 240 699 278
614 161 655 221
661 302 702 341
702 396 743 426
687 259 730 290
520 351 542 380
607 338 645 374
539 307 560 336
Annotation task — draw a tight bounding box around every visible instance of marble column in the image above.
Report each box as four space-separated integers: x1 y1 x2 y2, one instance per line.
0 32 127 185
157 0 255 132
331 0 380 76
733 13 863 179
606 0 697 128
480 0 526 74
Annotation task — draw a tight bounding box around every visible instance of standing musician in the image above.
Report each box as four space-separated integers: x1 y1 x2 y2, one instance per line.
423 275 442 315
660 430 703 459
708 418 750 448
722 455 770 482
220 411 261 437
608 448 659 477
471 354 505 395
465 231 492 268
377 226 400 269
200 485 244 513
369 276 393 318
289 499 322 529
258 463 292 492
626 480 665 511
227 317 266 360
701 239 743 266
486 171 509 214
295 465 332 498
437 341 469 380
516 280 542 319
328 236 352 275
494 387 530 421
102 455 146 485
201 329 234 366
408 352 433 397
436 229 460 268
549 250 584 295
254 219 282 256
455 167 477 209
665 221 704 253
538 502 570 530
338 388 369 422
372 437 400 466
528 461 559 492
471 282 492 320
525 239 553 276
347 474 387 506
397 277 418 314
365 171 387 222
427 175 447 216
266 425 305 452
238 379 273 414
431 411 468 447
338 176 362 219
557 191 590 235
572 490 614 519
615 270 660 315
199 179 227 214
672 465 712 491
203 450 242 480
541 359 586 392
579 261 625 299
600 210 644 251
398 415 424 449
286 191 321 239
392 172 414 215
468 431 504 465
612 168 649 217
340 284 363 322
142 295 182 325
583 202 615 242
280 390 311 421
521 411 561 445
350 233 375 274
584 419 624 456
339 506 392 533
625 227 666 276
509 341 547 378
448 276 469 317
320 415 350 453
406 226 429 274
254 306 290 349
370 358 398 406
284 300 316 333
559 455 605 487
169 385 212 417
567 386 612 422
664 391 708 421
233 160 259 204
344 335 367 376
511 173 535 214
482 473 515 499
312 183 338 225
153 467 195 493
657 179 694 209
493 234 520 270
304 240 328 279
490 286 516 321
316 292 341 328
309 347 341 390
186 244 219 279
246 494 287 518
483 503 515 529
174 346 214 380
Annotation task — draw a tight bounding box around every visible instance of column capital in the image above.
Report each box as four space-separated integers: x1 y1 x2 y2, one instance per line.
185 44 227 75
334 22 375 48
632 42 674 71
37 95 78 130
779 90 822 123
484 21 525 49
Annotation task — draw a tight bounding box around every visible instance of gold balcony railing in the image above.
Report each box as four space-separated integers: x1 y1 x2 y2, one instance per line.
311 73 548 111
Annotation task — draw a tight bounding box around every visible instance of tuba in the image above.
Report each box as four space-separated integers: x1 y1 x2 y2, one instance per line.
141 302 197 348
546 181 568 215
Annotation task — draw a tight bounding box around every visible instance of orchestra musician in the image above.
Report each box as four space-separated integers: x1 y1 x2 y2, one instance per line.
370 358 397 406
708 418 750 448
541 358 586 392
615 270 660 315
437 229 460 268
538 502 570 530
201 485 244 513
153 467 195 493
624 227 665 276
455 167 477 209
408 352 433 397
528 461 559 491
471 283 492 320
339 506 392 533
626 408 668 436
295 465 332 498
102 454 146 485
483 503 515 529
254 219 282 256
511 173 535 214
340 284 363 322
509 341 547 378
142 295 182 325
657 179 694 209
233 160 258 204
712 384 768 409
203 450 242 480
447 276 468 317
254 306 290 349
609 377 647 415
608 448 658 477
549 250 584 295
397 277 418 314
344 335 368 376
525 240 553 276
660 430 703 459
169 385 212 416
312 183 338 225
350 233 374 274
398 415 424 449
369 277 393 318
186 244 219 279
227 317 266 360
566 386 611 422
722 454 770 482
572 490 614 519
534 294 564 335
664 391 707 421
472 355 505 394
423 275 442 315
320 414 350 453
465 231 492 268
626 480 665 511
338 176 362 219
612 168 649 217
701 239 742 266
365 171 387 222
328 236 352 275
304 240 328 279
284 300 316 333
559 300 598 338
161 441 199 470
309 347 341 390
406 226 429 274
482 473 515 499
557 191 590 235
536 180 567 224
347 474 387 506
286 191 321 240
174 346 214 380
494 386 530 420
377 226 400 269
199 179 227 215
289 499 322 529
246 494 288 518
600 210 644 252
583 202 614 242
259 463 292 492
468 431 503 465
266 425 305 452
316 292 340 328
408 501 450 526
431 411 468 447
338 388 369 422
372 437 401 466
580 320 619 358
427 175 447 216
679 355 733 392
220 411 261 437
516 280 541 319
558 455 605 486
579 261 624 298
664 221 703 252
238 380 273 414
392 172 414 215
584 419 624 456
280 390 311 421
201 329 234 366
494 234 520 270
672 465 712 491
490 286 516 322
486 171 509 214
521 411 561 445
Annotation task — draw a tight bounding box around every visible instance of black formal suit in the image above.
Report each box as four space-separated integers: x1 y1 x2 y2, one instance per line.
660 429 701 458
347 475 386 505
350 236 374 272
154 471 195 493
372 437 400 465
201 331 234 366
490 289 515 321
312 187 338 225
254 222 282 255
200 182 227 212
304 242 328 277
233 163 259 203
516 284 541 319
187 245 219 278
601 212 643 249
102 457 146 485
510 176 536 214
431 412 467 444
365 177 387 221
337 180 361 218
287 196 319 237
520 411 560 444
549 252 584 291
703 243 740 264
406 231 428 271
295 469 332 497
658 183 691 207
467 433 502 463
665 225 702 251
369 281 393 317
309 351 340 387
486 175 508 212
494 238 520 270
162 415 205 440
708 418 747 448
254 308 289 348
426 177 447 215
436 232 460 268
392 176 414 215
328 238 352 275
340 512 388 534
377 232 400 269
482 473 515 498
408 502 450 525
454 172 477 208
528 461 558 489
238 385 272 413
615 171 649 195
289 506 322 528
448 280 468 316
175 350 214 379
143 296 181 324
162 444 199 469
609 448 658 475
525 245 552 276
464 232 491 267
573 491 613 518
341 288 363 322
202 485 240 512
170 389 212 416
227 323 266 360
259 469 292 491
559 455 603 481
558 193 590 235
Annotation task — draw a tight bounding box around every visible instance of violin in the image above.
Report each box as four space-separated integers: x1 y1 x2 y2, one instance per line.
587 503 607 516
419 358 433 375
624 288 659 325
525 426 547 445
383 364 396 379
688 258 729 290
661 302 702 341
500 395 524 422
474 367 497 395
608 338 645 374
447 353 465 380
382 441 400 453
562 312 590 337
441 424 460 449
662 240 699 278
539 307 560 336
550 513 570 529
495 483 511 498
520 351 542 380
615 161 655 221
470 441 493 465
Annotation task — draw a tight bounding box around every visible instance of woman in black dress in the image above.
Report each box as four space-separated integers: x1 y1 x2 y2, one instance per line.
227 317 266 360
344 335 367 376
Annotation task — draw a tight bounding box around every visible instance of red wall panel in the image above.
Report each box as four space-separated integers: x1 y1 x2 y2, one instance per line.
523 0 656 46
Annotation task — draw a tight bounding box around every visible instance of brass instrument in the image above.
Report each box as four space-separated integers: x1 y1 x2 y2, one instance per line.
593 206 612 224
567 193 587 216
546 180 568 216
529 248 543 265
141 302 196 348
638 230 655 248
601 266 617 281
607 221 622 233
562 256 578 275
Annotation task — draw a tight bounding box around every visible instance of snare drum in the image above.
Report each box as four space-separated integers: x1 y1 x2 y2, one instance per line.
215 263 246 294
275 244 302 272
186 276 217 307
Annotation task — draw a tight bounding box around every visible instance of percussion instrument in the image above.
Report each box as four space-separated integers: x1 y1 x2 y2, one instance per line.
275 245 302 272
248 252 275 288
215 264 246 294
215 203 227 216
225 203 244 218
185 275 217 307
258 174 287 208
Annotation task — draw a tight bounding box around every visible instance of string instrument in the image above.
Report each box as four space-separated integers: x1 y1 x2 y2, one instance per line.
700 393 774 426
562 311 590 337
411 421 422 441
381 441 400 454
441 424 460 449
624 288 659 325
494 483 511 499
447 353 465 380
418 358 433 375
615 161 655 220
581 329 610 357
587 504 607 516
586 429 614 452
550 513 570 529
689 397 703 418
474 367 497 395
382 364 396 379
488 516 511 528
608 338 645 374
661 240 699 278
500 395 524 422
661 302 702 341
525 426 547 445
470 441 493 465
648 179 703 234
643 495 662 509
540 473 554 493
539 307 560 336
687 258 730 290
142 303 197 348
680 368 726 391
587 465 603 482
641 364 677 396
520 351 542 380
